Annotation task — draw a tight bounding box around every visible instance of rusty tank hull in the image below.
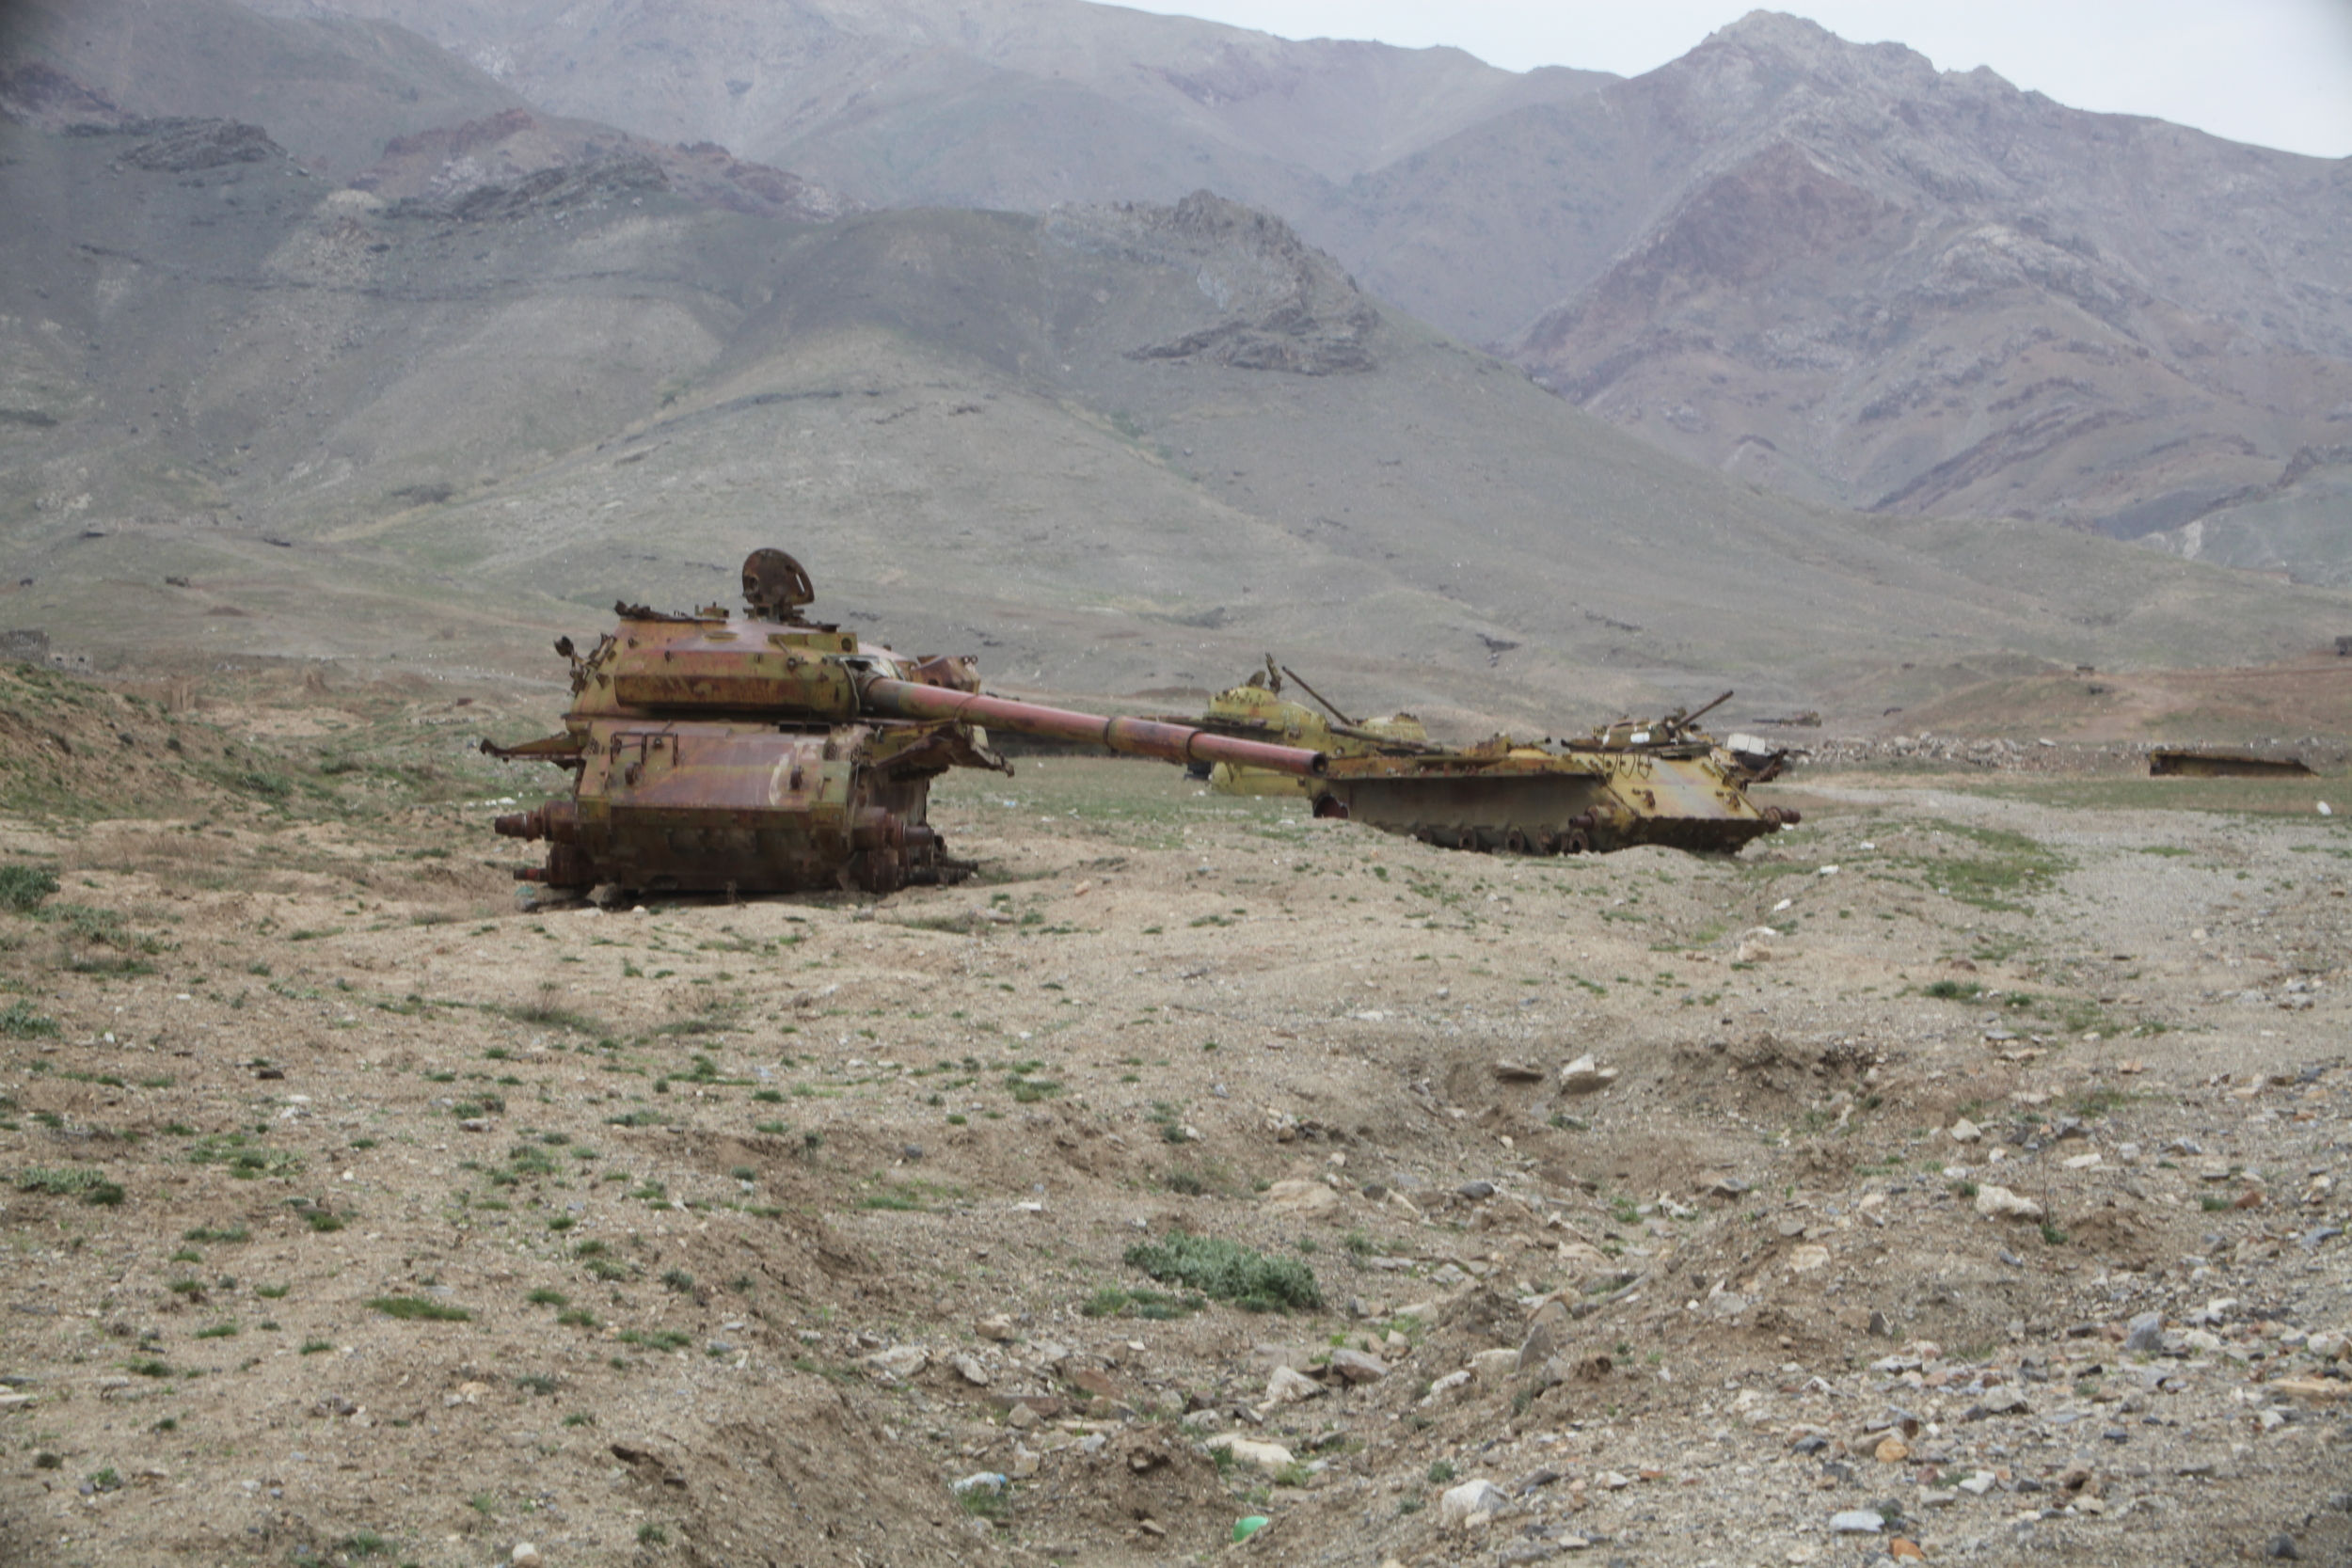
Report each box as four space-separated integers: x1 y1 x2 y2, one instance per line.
1316 737 1790 856
486 551 1323 895
1175 669 1791 856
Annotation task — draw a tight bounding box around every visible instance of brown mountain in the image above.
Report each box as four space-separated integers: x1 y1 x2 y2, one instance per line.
224 2 2351 587
1 90 2344 736
1471 16 2352 558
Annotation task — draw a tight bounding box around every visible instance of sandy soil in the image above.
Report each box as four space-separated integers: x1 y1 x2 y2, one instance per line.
0 744 2345 1568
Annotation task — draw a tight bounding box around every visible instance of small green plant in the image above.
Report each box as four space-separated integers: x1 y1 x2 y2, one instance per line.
183 1225 249 1244
367 1296 471 1323
637 1523 669 1545
14 1165 121 1204
256 1283 291 1300
195 1322 238 1339
0 1000 58 1037
300 1339 332 1354
528 1288 568 1307
0 863 59 911
1427 1460 1456 1485
1122 1231 1321 1313
660 1269 695 1293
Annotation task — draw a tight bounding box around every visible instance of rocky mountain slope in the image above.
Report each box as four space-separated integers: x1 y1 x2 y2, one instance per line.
212 3 2352 587
0 97 2344 738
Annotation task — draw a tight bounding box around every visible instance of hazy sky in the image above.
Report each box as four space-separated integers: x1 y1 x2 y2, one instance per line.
1120 1 2352 159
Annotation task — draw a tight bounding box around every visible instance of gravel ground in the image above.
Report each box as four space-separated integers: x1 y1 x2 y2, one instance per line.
0 749 2344 1568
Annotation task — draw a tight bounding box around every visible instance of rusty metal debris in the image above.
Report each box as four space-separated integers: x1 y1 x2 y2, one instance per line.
485 550 1324 895
1182 672 1794 856
2148 749 2315 779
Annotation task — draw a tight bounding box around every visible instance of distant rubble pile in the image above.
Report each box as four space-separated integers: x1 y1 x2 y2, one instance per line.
1051 190 1379 374
1778 734 2347 774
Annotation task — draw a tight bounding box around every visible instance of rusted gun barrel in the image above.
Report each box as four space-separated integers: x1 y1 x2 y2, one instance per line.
859 675 1327 777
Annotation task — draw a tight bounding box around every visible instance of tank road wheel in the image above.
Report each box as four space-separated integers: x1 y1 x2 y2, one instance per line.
1311 793 1349 820
1533 830 1559 856
1414 826 1440 845
1502 828 1532 855
1761 806 1786 829
1453 828 1483 852
1562 829 1590 855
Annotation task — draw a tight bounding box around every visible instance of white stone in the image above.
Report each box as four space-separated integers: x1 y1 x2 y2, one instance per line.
1947 1118 1981 1144
953 1354 991 1386
1438 1479 1509 1531
1559 1055 1619 1095
1422 1369 1471 1404
1204 1434 1295 1471
865 1344 929 1379
1266 1365 1323 1403
1973 1184 2043 1222
1471 1347 1520 1383
511 1546 543 1568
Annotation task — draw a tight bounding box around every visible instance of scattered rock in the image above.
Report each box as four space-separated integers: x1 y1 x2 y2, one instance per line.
1518 1297 1570 1370
2123 1313 2166 1354
1263 1179 1338 1216
1265 1365 1322 1403
1874 1434 1909 1464
511 1546 542 1568
975 1314 1017 1341
951 1472 1009 1497
1947 1117 1982 1143
1203 1434 1295 1471
1973 1184 2043 1221
1472 1347 1520 1384
1494 1060 1546 1083
1831 1509 1884 1534
1438 1478 1508 1530
953 1354 991 1386
1558 1056 1618 1095
1327 1347 1388 1384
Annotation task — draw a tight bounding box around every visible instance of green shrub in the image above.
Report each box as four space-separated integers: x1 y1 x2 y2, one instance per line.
0 863 58 911
15 1165 121 1205
0 1000 58 1038
367 1295 471 1323
1122 1231 1322 1313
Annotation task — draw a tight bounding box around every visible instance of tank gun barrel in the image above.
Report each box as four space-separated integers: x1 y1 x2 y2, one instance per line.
860 675 1326 776
1682 689 1734 727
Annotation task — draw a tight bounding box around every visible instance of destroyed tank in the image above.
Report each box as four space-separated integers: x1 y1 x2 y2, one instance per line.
1182 672 1795 856
486 549 1326 895
1180 657 1430 799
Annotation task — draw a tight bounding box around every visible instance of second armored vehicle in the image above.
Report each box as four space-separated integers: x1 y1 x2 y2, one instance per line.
1183 670 1794 856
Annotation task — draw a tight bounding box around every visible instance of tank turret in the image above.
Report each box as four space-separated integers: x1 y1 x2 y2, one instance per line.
486 550 1324 895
